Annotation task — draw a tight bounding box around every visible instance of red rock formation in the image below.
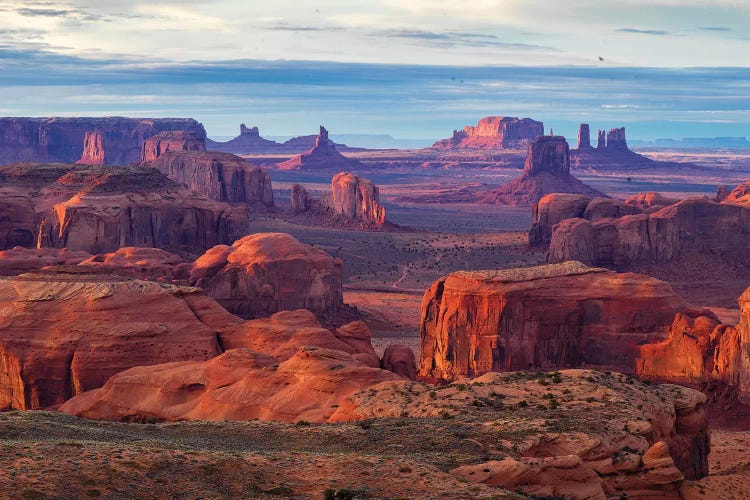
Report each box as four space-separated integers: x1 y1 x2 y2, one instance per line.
624 192 680 211
636 310 742 394
477 136 607 206
0 273 222 410
327 172 387 225
0 163 249 256
189 233 343 319
140 131 206 163
716 185 730 202
0 117 206 166
78 247 188 280
724 181 750 205
418 262 689 382
148 151 274 208
290 184 311 213
0 247 90 276
433 116 544 149
277 126 362 171
736 289 750 403
605 127 628 151
548 197 750 267
596 130 606 150
529 194 591 246
60 347 400 423
577 124 591 150
381 345 417 380
76 131 106 165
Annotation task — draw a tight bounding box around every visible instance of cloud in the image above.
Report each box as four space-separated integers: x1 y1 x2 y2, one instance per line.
616 28 671 35
698 26 731 31
374 28 559 51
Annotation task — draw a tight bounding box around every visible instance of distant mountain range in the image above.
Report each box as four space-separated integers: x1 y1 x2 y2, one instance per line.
629 137 750 149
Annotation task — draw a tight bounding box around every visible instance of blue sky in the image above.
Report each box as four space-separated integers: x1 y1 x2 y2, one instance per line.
1 0 749 140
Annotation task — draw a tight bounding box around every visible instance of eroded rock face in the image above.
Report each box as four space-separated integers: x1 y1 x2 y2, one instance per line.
529 194 591 246
381 345 417 380
290 184 311 213
76 131 106 166
577 124 591 150
0 163 249 256
479 136 607 206
548 197 750 267
328 172 387 225
0 117 206 166
189 233 344 319
625 192 680 211
148 151 273 208
140 131 206 163
0 273 222 410
78 247 188 281
418 262 689 382
0 247 90 276
433 116 544 149
277 126 362 171
736 289 750 403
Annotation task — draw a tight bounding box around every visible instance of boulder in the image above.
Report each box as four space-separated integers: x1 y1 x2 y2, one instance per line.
433 116 544 149
148 151 274 208
140 131 206 163
381 345 418 380
189 233 343 319
418 261 689 381
0 273 223 410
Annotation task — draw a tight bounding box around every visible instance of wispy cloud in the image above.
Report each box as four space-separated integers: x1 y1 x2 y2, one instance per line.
373 28 560 51
616 28 671 35
698 26 731 31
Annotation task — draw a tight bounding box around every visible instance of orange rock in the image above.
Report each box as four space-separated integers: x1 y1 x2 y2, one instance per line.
433 116 544 149
381 345 417 380
77 247 188 280
0 273 222 410
418 262 689 381
76 131 107 165
327 172 387 225
189 233 343 319
140 131 205 163
60 347 400 423
0 247 91 276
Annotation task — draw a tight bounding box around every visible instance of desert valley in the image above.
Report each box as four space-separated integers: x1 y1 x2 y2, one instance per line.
0 113 748 499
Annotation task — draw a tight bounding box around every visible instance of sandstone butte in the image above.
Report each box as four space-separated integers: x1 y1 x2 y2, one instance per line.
418 261 691 382
290 172 388 227
0 117 206 166
147 150 274 208
206 123 352 155
0 163 248 256
139 130 206 163
474 136 607 207
432 116 544 149
277 126 362 171
529 192 671 246
189 233 344 319
547 184 750 267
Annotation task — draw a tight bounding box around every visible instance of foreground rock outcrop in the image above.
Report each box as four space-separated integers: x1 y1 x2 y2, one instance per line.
148 151 274 208
476 136 607 206
140 131 206 162
0 117 206 166
277 126 362 170
0 273 223 410
418 262 689 382
0 163 248 255
0 247 90 275
189 233 344 319
433 116 544 149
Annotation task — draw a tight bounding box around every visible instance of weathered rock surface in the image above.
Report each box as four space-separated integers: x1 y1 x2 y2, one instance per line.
0 247 90 275
76 131 107 165
418 262 689 382
78 247 188 280
205 124 283 154
0 273 222 410
577 123 591 150
477 136 607 206
548 197 750 267
381 345 418 380
433 116 544 149
277 126 362 171
140 131 206 163
290 184 311 213
148 151 274 208
0 117 206 166
189 233 343 319
625 192 680 211
0 163 249 256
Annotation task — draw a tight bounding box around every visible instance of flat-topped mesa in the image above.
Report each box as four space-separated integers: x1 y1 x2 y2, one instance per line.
0 272 223 410
76 131 107 166
577 124 592 150
277 126 362 171
327 172 387 225
418 261 690 382
189 233 344 319
0 117 206 166
148 151 274 208
476 136 607 206
433 116 544 149
240 123 259 137
140 131 206 163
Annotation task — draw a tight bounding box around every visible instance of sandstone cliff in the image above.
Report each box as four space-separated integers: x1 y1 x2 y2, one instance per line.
277 126 362 171
140 131 206 163
148 151 274 208
189 233 344 319
433 116 544 149
476 136 607 206
418 262 689 382
0 117 206 166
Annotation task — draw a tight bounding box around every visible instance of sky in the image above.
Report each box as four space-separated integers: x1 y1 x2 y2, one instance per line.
1 0 749 140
